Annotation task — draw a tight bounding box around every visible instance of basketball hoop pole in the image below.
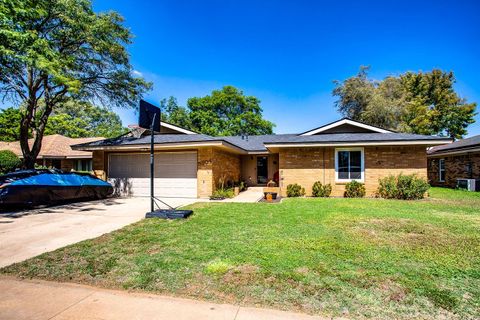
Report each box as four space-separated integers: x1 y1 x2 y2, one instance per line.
139 99 192 219
150 113 156 213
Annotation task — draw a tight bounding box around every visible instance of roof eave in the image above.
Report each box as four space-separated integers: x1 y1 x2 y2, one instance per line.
72 140 248 154
427 146 480 157
264 139 451 149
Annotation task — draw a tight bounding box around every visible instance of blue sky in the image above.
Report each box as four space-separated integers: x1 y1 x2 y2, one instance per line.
100 1 476 136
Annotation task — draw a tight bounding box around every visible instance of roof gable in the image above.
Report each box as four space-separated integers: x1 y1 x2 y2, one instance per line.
160 121 197 134
300 118 393 136
128 121 197 135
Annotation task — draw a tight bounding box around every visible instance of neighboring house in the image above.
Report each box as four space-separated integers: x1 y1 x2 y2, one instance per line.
73 118 450 198
427 135 480 188
0 134 103 172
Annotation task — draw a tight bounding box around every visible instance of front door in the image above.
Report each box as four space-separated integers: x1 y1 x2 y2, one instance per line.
257 156 268 184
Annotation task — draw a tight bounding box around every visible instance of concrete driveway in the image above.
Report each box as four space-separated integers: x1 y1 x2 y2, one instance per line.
0 197 196 268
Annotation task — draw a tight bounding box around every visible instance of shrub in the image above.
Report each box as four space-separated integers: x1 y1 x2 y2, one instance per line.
377 175 398 199
211 188 235 199
378 173 429 200
344 180 365 198
286 183 305 197
0 150 21 174
312 181 332 197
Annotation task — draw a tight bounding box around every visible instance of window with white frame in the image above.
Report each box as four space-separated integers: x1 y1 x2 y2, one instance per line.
335 148 364 182
439 159 445 182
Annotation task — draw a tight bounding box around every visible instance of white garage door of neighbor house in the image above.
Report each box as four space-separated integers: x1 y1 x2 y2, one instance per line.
108 152 197 198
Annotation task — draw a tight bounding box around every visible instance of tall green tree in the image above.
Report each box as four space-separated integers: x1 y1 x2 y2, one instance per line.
0 102 127 141
190 86 276 136
0 0 151 168
333 67 476 139
160 86 275 136
332 66 375 120
160 96 192 130
400 70 476 139
0 107 22 141
44 100 127 138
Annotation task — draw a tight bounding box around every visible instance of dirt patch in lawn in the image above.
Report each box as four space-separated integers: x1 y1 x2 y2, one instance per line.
378 279 408 302
223 264 260 286
348 218 459 249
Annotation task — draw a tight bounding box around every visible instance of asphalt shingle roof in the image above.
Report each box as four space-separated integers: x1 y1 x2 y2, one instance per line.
74 131 451 152
427 134 480 155
75 133 219 148
0 135 103 158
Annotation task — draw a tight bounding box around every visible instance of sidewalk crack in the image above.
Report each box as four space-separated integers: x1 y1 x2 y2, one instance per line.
233 305 241 320
47 291 95 320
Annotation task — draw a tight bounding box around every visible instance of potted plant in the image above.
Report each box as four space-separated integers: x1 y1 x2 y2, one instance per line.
263 180 279 199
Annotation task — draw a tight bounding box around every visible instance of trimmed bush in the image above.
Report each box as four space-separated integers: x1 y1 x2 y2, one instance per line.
378 173 429 200
344 180 365 198
0 150 21 174
286 183 305 197
312 181 332 197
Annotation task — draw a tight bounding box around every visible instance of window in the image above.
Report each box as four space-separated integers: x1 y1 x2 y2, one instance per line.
75 159 92 172
439 159 445 182
335 148 364 182
51 159 62 169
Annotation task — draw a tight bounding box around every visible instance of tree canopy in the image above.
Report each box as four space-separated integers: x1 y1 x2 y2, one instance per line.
161 86 275 136
0 0 151 168
333 67 476 139
44 101 127 138
0 107 22 141
0 103 127 141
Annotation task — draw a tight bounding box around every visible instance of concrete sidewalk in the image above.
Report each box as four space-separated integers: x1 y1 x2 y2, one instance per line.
0 277 335 320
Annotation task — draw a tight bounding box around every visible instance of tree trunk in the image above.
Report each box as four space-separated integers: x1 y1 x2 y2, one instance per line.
19 99 36 169
19 74 62 169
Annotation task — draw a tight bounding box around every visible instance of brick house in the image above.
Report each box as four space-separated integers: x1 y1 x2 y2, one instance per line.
427 135 480 188
73 119 450 198
0 134 103 172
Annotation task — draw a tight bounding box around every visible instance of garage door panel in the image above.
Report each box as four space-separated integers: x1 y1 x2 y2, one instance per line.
108 152 197 198
109 154 149 178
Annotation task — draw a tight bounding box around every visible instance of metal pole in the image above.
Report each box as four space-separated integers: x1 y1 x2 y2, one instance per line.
150 113 156 212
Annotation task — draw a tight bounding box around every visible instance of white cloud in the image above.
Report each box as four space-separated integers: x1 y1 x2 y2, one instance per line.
132 70 143 77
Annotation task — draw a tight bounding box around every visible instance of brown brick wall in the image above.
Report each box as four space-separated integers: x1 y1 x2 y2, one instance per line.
197 147 214 198
279 147 334 196
364 146 427 195
428 152 480 188
212 148 241 189
279 146 427 197
92 150 106 180
197 147 241 198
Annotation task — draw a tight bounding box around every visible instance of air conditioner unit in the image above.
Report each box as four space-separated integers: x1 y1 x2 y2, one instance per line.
456 179 480 192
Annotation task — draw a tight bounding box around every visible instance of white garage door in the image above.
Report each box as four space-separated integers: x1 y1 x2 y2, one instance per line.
108 152 197 198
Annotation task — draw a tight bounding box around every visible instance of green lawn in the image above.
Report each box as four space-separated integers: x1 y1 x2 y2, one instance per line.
3 187 480 319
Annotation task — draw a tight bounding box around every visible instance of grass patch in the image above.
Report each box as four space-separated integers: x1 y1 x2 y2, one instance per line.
2 187 480 319
205 259 233 275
